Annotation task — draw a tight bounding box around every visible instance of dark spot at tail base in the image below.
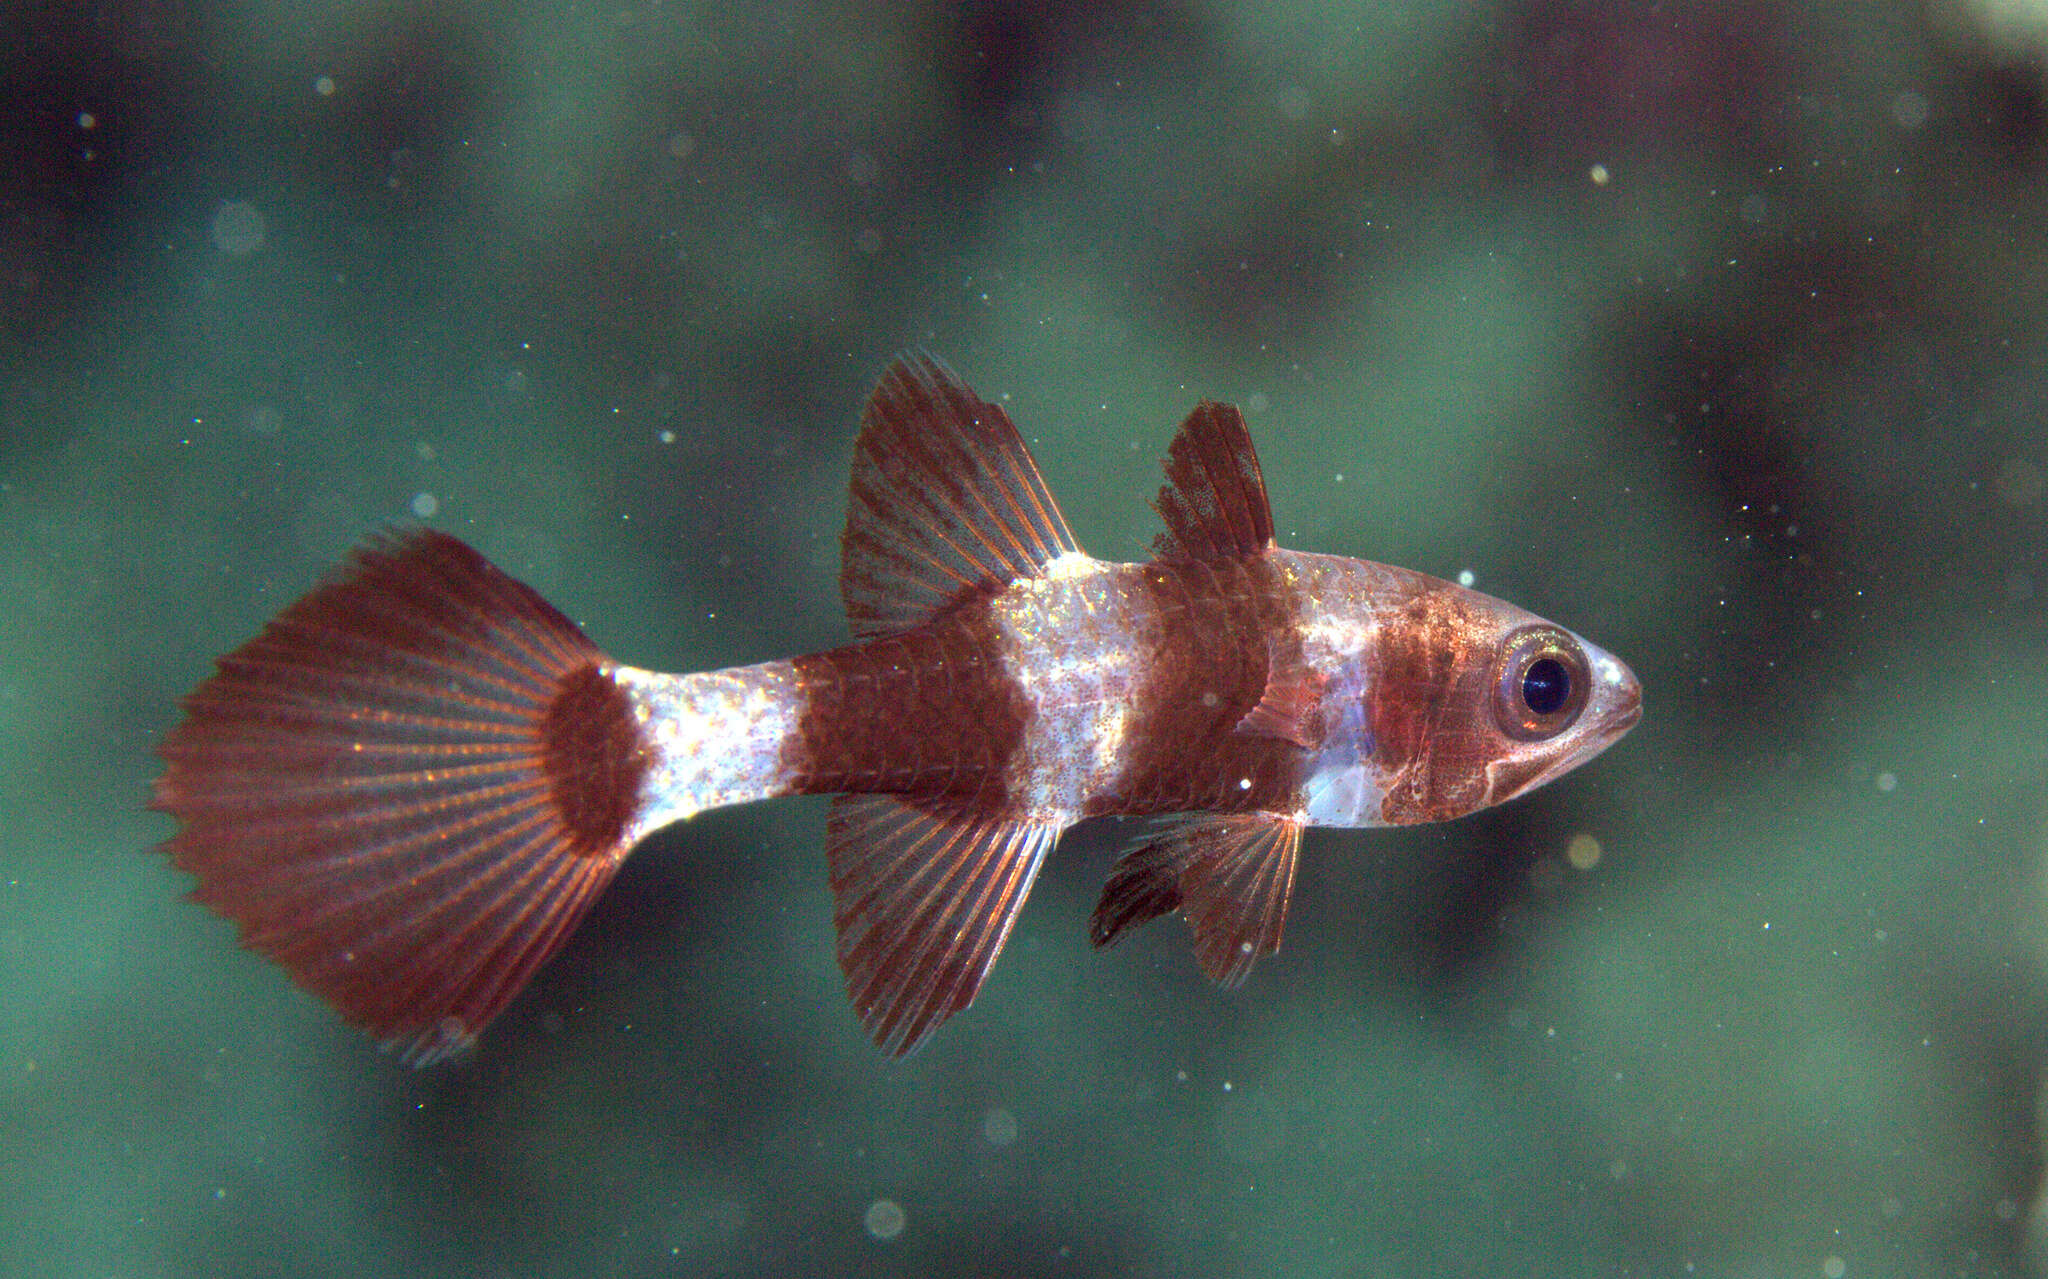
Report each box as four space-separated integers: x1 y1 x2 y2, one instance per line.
543 665 652 856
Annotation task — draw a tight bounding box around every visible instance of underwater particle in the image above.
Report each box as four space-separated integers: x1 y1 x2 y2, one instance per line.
1457 569 1476 588
1995 457 2044 507
244 405 282 436
667 131 696 160
210 200 266 255
315 75 336 97
1216 1084 1288 1165
980 1106 1019 1147
2007 570 2035 602
411 492 439 518
1890 90 1928 129
1589 162 1611 185
1565 832 1602 871
1822 1255 1847 1278
1875 772 1897 794
863 1199 905 1241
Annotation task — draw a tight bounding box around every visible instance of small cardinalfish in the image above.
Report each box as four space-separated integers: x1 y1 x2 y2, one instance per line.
153 355 1642 1064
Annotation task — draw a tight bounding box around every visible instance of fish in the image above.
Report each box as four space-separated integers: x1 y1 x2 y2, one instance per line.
152 354 1642 1064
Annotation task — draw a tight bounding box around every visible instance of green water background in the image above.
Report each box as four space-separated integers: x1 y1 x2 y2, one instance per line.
5 3 2047 1275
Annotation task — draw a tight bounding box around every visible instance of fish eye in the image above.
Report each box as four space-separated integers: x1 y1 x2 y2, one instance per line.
1522 657 1569 715
1491 626 1591 741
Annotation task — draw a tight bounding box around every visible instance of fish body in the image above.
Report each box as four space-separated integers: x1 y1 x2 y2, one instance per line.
154 356 1641 1062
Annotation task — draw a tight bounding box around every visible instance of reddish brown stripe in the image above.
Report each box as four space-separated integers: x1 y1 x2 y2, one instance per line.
1363 582 1493 824
1087 557 1307 819
785 599 1030 809
542 664 652 855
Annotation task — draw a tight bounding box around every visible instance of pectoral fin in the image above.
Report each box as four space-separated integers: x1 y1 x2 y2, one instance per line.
1088 812 1303 988
826 795 1061 1055
1232 637 1329 749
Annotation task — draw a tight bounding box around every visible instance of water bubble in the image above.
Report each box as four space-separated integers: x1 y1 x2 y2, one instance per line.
863 1199 905 1241
980 1107 1019 1147
410 492 439 518
210 200 267 255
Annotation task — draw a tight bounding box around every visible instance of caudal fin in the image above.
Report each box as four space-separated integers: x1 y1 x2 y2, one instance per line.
153 530 653 1064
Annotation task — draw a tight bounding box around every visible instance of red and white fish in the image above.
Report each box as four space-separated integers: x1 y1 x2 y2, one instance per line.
153 355 1641 1063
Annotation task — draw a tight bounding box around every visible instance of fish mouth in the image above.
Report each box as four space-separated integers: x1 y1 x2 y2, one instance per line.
1597 686 1644 737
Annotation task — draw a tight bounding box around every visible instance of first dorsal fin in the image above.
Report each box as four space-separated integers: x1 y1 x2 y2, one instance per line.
1150 400 1274 562
841 354 1082 640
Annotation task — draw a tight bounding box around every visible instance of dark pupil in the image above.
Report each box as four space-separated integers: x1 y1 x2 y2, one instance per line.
1521 657 1570 716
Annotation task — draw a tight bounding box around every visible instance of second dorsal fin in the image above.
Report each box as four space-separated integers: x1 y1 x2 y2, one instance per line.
840 354 1082 640
1151 400 1275 562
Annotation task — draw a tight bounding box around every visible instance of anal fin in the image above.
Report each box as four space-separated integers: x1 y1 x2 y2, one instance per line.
827 796 1061 1055
1088 813 1303 988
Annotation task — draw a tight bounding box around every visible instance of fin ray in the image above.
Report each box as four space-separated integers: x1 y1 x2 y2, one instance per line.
1233 638 1329 750
1151 401 1275 562
153 530 652 1063
827 795 1060 1055
841 354 1081 639
1089 812 1303 988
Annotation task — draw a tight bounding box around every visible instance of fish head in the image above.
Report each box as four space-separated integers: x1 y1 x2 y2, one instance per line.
1362 577 1641 825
